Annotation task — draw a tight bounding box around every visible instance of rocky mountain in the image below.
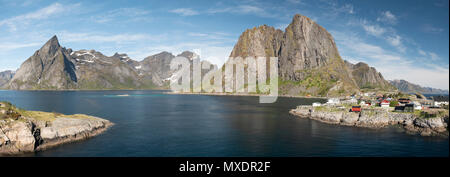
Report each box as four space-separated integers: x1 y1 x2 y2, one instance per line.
6 35 211 90
9 36 78 89
0 70 14 88
345 61 395 90
389 79 449 94
227 14 393 96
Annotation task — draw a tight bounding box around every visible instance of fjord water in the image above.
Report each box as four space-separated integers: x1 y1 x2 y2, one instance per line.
0 90 448 157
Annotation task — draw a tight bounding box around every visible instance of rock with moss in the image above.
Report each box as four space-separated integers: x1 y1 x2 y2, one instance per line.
0 102 113 155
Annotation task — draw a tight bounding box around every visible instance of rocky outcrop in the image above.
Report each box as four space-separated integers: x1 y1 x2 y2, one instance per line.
9 36 77 90
228 14 392 97
290 106 449 137
389 79 449 94
0 102 112 155
345 61 395 90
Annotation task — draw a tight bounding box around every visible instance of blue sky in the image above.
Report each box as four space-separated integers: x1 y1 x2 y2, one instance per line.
0 0 448 89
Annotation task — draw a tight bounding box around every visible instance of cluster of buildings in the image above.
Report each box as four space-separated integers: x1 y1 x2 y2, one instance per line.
312 92 449 114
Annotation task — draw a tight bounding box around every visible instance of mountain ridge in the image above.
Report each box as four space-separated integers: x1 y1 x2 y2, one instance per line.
2 14 400 96
5 36 210 90
389 79 449 95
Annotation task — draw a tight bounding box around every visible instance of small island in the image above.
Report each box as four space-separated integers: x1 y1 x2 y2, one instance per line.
0 101 113 155
290 92 449 137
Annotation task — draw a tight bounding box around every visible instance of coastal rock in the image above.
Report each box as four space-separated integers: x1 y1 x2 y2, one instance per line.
0 109 113 155
311 110 342 124
357 110 390 128
37 117 112 150
0 121 36 153
290 106 449 137
341 112 359 125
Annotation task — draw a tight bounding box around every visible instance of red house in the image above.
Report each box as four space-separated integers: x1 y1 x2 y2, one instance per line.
351 106 361 112
380 100 390 107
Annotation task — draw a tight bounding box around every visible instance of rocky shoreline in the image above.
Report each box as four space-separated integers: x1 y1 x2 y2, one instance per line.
290 106 449 137
0 103 113 155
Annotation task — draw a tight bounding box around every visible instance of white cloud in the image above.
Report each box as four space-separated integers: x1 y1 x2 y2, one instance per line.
378 64 449 90
377 11 397 24
360 20 386 37
92 8 150 23
170 8 199 16
287 0 303 4
0 3 80 31
417 49 441 61
357 19 407 52
207 5 276 18
429 52 440 61
421 24 444 34
187 32 234 41
323 2 355 16
58 32 166 44
386 35 406 52
418 49 427 56
0 42 42 52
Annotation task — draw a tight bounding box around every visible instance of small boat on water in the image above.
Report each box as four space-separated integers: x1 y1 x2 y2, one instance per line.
116 94 130 97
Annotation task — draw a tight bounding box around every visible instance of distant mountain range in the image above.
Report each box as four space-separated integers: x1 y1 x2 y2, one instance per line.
2 35 212 90
0 70 14 88
389 79 449 95
0 14 414 97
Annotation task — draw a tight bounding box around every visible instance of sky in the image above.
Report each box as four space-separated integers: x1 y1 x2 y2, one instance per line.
0 0 448 89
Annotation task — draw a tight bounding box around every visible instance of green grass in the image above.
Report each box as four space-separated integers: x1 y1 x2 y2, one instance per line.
1 101 98 122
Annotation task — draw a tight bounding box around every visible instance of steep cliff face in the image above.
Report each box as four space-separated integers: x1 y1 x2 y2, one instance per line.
9 36 77 89
279 14 342 80
228 14 360 96
345 61 395 90
230 25 283 58
0 70 14 88
389 79 449 94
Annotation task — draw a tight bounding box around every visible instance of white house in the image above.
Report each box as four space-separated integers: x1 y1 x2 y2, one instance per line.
326 98 340 105
433 96 449 107
435 101 449 107
413 101 422 110
312 102 322 107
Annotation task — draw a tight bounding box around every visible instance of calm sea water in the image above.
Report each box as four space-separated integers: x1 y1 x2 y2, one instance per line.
0 90 448 157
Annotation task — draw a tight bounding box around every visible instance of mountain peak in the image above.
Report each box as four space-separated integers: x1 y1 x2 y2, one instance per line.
39 35 61 56
292 14 313 23
45 35 60 47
